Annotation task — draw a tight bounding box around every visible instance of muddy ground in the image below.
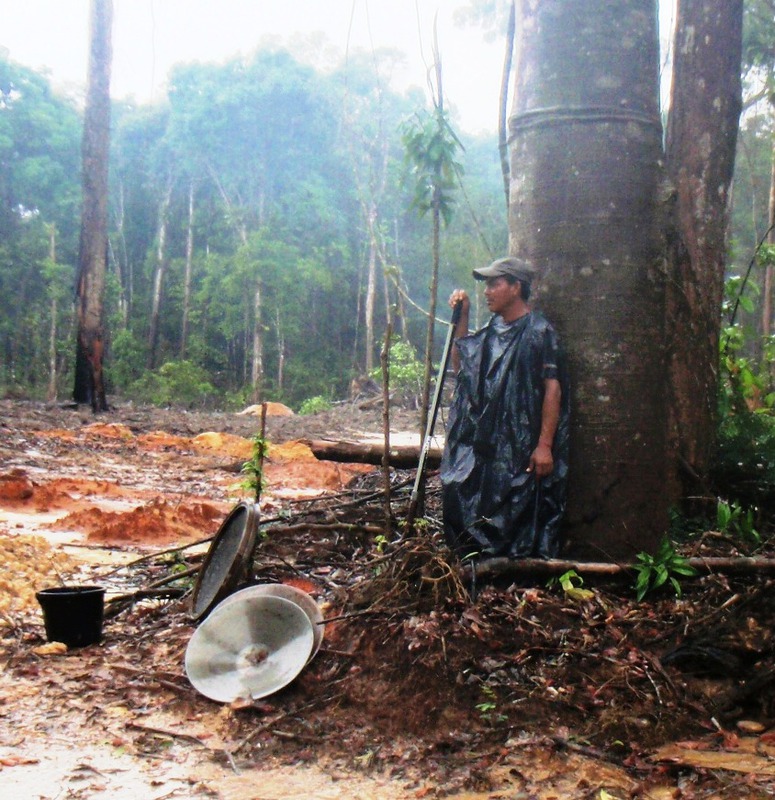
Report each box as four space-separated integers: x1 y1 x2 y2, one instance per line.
2 397 775 799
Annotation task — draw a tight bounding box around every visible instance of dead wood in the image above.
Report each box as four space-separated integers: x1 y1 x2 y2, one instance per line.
461 555 775 582
303 438 440 468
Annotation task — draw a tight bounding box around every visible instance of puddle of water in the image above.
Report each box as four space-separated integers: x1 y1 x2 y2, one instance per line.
0 739 417 800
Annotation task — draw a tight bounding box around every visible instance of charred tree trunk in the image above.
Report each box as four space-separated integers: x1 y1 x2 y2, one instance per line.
665 0 743 496
73 0 113 412
509 0 666 560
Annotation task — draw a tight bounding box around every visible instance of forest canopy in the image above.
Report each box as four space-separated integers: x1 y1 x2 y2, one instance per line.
0 48 507 409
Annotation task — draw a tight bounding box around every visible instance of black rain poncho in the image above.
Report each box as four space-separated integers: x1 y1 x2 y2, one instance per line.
440 311 570 559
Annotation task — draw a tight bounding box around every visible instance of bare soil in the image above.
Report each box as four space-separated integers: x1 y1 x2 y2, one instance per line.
2 397 775 799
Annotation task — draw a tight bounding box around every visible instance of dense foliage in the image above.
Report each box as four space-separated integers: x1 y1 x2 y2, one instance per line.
0 48 506 408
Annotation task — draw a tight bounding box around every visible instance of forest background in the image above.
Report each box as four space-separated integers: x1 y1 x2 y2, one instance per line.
0 2 773 418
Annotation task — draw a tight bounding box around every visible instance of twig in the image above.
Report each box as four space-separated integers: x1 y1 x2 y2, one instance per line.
126 721 208 747
231 699 320 754
548 734 625 766
380 320 393 534
266 522 383 537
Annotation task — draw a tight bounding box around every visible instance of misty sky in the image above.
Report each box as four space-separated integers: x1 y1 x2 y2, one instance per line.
1 0 509 134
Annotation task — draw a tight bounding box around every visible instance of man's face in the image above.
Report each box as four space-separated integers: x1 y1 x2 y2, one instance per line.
483 275 521 316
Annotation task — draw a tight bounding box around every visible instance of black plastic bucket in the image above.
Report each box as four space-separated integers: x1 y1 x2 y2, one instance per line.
36 586 105 648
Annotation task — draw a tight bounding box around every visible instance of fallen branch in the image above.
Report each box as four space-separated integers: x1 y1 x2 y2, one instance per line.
303 438 440 468
461 555 775 582
266 522 385 537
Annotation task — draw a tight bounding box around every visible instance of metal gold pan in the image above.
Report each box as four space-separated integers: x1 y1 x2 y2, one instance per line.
190 502 259 622
185 594 313 703
214 583 325 663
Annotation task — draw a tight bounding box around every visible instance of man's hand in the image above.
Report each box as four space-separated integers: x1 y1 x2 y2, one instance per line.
449 289 470 314
528 443 554 478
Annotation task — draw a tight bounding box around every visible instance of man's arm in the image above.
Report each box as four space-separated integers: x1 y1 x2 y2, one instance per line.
448 289 470 374
528 377 561 478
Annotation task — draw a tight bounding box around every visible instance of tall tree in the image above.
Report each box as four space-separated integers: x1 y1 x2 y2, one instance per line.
665 0 744 495
740 0 775 372
402 89 463 440
509 0 667 559
74 0 113 411
0 58 80 390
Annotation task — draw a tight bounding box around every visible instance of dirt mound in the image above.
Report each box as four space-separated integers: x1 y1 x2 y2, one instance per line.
0 470 34 502
54 497 224 545
238 402 295 416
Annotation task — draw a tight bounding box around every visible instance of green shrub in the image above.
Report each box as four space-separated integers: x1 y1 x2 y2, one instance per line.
298 395 332 415
107 329 147 391
715 274 775 513
127 360 216 408
371 337 424 405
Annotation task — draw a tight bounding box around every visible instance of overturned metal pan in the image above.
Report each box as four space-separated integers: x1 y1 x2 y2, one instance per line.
190 501 259 622
214 583 325 663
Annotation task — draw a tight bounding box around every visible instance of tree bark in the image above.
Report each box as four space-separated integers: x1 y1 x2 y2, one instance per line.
509 0 666 559
73 0 113 412
665 0 744 493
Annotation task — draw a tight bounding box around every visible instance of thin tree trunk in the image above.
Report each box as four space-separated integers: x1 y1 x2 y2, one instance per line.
364 203 378 373
380 321 393 533
73 0 113 412
251 283 263 404
418 48 445 444
275 307 285 393
181 180 195 358
498 0 517 209
147 177 172 370
47 226 57 403
112 181 130 325
764 135 775 375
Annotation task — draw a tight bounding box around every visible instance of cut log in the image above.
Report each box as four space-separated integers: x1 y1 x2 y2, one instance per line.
461 556 775 582
303 438 440 469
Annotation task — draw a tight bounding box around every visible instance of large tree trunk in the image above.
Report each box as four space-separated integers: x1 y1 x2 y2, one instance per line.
74 0 113 412
509 0 666 560
665 0 743 498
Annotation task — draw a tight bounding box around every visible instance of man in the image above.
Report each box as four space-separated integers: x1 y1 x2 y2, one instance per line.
440 256 569 559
